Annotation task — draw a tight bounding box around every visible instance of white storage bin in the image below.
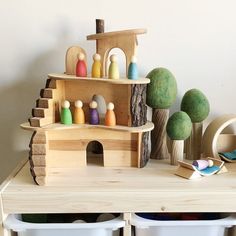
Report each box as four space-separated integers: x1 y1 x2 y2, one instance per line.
4 214 125 236
131 213 236 236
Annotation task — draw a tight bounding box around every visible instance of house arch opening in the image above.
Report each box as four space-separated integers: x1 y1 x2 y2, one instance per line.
105 47 127 77
86 140 104 166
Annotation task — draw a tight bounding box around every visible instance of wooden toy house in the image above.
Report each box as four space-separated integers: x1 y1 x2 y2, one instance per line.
21 25 154 185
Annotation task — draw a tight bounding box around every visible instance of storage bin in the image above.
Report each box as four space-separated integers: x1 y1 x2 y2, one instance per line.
131 213 236 236
4 214 125 236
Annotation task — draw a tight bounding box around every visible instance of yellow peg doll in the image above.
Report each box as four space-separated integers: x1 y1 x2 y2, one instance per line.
92 53 102 78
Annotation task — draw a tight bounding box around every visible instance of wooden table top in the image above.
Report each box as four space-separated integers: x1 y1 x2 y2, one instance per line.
2 159 236 214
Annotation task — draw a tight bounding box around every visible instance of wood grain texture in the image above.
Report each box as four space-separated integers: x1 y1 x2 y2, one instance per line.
21 121 154 133
192 122 203 160
48 73 150 84
171 140 184 165
151 109 170 160
130 84 147 127
3 160 236 213
87 28 146 40
49 139 137 151
185 135 192 160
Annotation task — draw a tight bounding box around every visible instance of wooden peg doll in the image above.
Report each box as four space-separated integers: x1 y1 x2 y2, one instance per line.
108 54 119 79
73 100 85 124
89 101 99 125
76 52 87 77
192 159 214 170
92 53 102 78
128 55 138 80
105 102 116 126
60 100 72 125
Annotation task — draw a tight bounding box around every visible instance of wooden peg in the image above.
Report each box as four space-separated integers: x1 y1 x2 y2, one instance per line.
89 101 99 125
73 100 85 124
105 102 116 126
96 19 105 33
108 54 119 79
128 55 138 80
76 52 87 77
60 100 72 125
92 53 102 78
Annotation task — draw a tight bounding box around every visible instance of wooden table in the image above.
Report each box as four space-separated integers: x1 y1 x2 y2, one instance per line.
1 158 236 235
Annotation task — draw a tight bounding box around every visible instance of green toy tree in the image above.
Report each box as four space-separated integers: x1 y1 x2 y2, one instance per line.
181 89 210 160
166 111 192 165
146 68 177 159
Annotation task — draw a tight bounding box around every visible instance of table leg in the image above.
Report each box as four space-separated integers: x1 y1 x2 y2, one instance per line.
123 212 132 236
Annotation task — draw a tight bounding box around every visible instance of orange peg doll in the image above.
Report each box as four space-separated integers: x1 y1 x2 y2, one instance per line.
105 102 116 126
73 100 85 124
76 52 87 77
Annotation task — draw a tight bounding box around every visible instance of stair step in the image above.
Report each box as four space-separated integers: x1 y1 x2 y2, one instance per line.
29 117 54 127
40 88 53 98
46 78 57 89
32 108 51 118
36 98 53 109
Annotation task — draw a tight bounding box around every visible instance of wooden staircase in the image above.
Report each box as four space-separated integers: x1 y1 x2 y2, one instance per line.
29 78 64 127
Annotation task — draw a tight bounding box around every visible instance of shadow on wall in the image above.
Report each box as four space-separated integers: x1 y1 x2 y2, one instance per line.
0 23 87 184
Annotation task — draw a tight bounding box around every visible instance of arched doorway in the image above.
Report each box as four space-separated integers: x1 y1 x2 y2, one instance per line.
105 47 127 77
86 140 104 166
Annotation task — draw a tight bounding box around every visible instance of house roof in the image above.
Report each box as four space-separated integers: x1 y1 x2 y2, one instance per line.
87 28 147 40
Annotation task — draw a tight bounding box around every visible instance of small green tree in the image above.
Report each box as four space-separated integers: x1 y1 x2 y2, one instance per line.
181 89 210 160
146 68 177 159
166 111 192 165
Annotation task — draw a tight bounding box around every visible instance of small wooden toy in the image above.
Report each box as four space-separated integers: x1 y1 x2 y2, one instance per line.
60 100 72 125
175 157 227 180
92 94 106 124
181 89 210 160
76 52 87 77
89 101 99 125
108 54 119 79
192 159 213 170
91 53 102 78
166 111 192 165
105 102 116 126
202 114 236 161
73 100 85 124
146 68 177 160
24 22 154 186
128 55 138 80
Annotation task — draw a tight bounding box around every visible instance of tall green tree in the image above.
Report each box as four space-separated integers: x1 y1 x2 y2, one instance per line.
146 68 177 159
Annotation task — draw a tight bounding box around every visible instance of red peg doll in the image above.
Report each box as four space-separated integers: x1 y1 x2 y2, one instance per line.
76 52 87 77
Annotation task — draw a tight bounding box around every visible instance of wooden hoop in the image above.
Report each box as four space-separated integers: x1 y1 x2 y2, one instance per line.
202 114 236 160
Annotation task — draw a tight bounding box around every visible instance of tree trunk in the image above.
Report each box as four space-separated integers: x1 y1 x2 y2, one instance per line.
185 135 192 160
192 122 203 160
151 109 170 159
171 140 184 165
185 122 203 160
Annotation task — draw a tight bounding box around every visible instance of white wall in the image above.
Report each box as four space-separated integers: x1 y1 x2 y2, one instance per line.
0 0 236 182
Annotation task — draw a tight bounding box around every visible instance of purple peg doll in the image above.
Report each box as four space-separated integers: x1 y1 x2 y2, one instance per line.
89 101 99 125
